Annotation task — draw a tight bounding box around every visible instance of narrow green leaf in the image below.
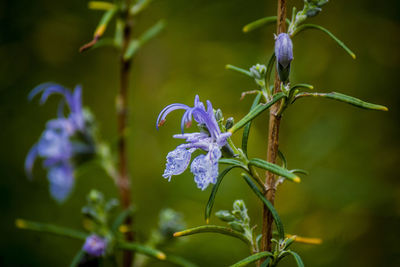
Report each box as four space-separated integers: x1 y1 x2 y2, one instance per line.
287 251 304 267
277 150 287 169
294 92 388 111
94 7 117 38
117 241 166 260
260 257 271 267
242 93 262 156
225 64 252 77
218 158 246 168
292 24 356 59
205 166 239 222
230 251 273 267
70 250 85 267
249 158 301 183
290 169 309 175
88 1 114 10
243 16 291 32
290 83 314 91
229 93 286 133
241 173 285 240
265 52 276 92
174 225 251 246
130 0 152 15
15 219 87 240
124 20 165 60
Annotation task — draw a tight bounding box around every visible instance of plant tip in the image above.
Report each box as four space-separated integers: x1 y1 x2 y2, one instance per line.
157 252 167 260
15 219 26 229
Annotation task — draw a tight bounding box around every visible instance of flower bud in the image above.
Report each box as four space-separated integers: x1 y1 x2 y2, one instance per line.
250 64 267 80
215 210 236 222
225 117 234 130
275 33 293 83
215 109 223 121
228 221 245 232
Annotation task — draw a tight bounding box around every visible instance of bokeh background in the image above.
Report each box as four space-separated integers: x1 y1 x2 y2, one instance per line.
1 0 399 266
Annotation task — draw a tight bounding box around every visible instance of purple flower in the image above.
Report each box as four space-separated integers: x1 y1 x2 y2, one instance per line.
275 33 293 83
83 234 107 257
25 83 95 202
157 95 231 190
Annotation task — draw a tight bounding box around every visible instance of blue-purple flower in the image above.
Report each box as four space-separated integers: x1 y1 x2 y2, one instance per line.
157 95 231 190
83 234 107 257
275 33 293 83
25 83 95 202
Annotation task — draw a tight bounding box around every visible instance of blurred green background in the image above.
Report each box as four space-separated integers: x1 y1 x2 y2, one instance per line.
1 0 399 266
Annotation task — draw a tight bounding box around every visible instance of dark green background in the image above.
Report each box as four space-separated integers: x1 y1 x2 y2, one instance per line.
1 0 399 266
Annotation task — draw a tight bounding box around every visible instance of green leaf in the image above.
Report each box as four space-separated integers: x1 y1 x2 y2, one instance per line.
292 24 356 59
130 0 152 15
242 93 262 156
124 20 165 60
70 250 85 267
248 158 301 183
88 1 114 10
218 159 248 169
286 251 304 267
94 7 117 38
241 173 284 239
205 166 239 223
277 150 287 168
173 225 251 246
15 219 87 240
225 64 252 77
229 93 286 133
230 251 273 267
117 241 166 260
294 92 388 111
265 52 276 92
243 16 291 33
291 169 309 175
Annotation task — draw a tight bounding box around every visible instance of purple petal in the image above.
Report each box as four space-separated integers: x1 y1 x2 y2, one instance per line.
83 234 107 257
25 144 38 180
162 146 193 180
47 163 74 203
190 146 221 190
156 103 190 130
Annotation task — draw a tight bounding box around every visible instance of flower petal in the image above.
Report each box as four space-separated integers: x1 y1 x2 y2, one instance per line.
162 146 193 180
190 146 221 190
47 163 74 203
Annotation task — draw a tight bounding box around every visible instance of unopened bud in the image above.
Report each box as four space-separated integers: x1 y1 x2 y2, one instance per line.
275 33 293 83
215 210 236 222
228 221 245 233
225 117 234 130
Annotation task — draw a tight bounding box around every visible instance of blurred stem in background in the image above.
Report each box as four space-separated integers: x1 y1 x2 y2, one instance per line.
261 0 286 258
117 0 134 266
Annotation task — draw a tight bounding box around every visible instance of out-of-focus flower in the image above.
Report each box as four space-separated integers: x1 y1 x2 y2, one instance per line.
25 83 96 202
156 95 231 190
83 234 107 257
275 33 293 83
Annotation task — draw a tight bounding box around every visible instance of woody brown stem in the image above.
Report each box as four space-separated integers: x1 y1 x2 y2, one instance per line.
117 1 134 266
260 0 286 260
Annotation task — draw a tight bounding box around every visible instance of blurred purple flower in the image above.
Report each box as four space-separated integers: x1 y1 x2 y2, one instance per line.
83 234 107 257
157 95 231 190
25 83 95 202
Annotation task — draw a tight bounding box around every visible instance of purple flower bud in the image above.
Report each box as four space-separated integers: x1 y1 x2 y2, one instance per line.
275 33 293 68
83 234 107 257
